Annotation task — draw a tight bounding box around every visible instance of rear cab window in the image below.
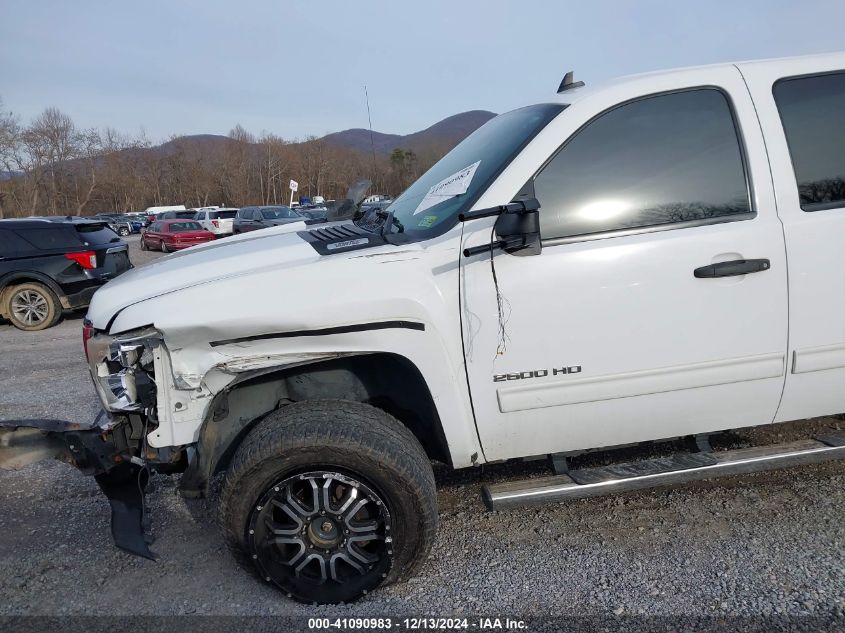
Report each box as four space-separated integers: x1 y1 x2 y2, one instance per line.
773 71 845 212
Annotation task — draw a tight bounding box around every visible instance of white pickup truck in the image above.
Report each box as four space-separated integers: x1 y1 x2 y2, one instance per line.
2 52 845 604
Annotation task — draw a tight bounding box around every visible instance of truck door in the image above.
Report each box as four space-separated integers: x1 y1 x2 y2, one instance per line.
738 55 845 423
461 67 788 461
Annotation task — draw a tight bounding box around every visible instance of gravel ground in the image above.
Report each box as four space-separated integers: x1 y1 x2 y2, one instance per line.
1 235 844 626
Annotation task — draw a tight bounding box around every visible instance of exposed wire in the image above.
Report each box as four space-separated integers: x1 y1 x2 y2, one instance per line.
489 223 511 357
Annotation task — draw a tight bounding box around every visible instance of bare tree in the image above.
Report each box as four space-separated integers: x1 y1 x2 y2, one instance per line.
72 128 102 215
0 100 469 217
0 98 23 218
26 107 79 213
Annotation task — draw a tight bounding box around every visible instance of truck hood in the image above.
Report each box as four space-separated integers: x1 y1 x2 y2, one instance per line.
88 225 325 330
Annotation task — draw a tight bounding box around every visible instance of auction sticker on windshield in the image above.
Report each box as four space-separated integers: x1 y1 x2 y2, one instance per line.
413 160 480 215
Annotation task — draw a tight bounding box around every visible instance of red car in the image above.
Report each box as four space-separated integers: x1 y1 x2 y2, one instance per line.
140 219 215 252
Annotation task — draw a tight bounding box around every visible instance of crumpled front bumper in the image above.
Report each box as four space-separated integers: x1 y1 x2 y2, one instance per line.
0 412 156 560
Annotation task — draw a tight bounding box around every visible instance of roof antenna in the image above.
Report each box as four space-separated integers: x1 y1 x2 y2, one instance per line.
557 71 585 93
364 85 378 175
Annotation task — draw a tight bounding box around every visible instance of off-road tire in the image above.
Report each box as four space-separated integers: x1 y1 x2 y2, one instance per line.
220 400 438 604
4 282 62 331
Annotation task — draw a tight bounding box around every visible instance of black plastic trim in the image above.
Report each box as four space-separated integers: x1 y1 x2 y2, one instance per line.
209 320 425 348
298 223 384 256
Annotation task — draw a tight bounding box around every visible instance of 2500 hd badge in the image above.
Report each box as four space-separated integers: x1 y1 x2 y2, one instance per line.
493 366 582 382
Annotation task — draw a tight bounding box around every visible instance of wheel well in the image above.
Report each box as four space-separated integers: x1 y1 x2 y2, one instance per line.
180 352 451 497
243 353 450 464
0 276 60 317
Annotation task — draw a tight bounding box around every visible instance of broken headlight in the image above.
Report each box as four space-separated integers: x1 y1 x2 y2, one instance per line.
85 325 160 412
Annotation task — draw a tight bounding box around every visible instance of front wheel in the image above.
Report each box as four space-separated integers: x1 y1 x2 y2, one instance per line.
220 400 438 604
118 226 130 237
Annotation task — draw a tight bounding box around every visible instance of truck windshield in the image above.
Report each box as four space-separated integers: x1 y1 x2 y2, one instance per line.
385 103 565 240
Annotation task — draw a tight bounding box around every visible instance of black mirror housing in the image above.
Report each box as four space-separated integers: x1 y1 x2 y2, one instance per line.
495 201 542 256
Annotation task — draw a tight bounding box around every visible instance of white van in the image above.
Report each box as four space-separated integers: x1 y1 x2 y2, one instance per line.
143 205 187 217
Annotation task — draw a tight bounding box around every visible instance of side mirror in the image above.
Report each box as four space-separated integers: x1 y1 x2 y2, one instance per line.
460 198 542 257
495 200 541 256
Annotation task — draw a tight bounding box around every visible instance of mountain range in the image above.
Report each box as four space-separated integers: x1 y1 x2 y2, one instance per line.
319 110 496 155
150 110 497 158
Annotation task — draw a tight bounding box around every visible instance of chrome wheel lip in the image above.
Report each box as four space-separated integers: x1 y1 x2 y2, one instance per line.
11 289 50 326
247 470 393 603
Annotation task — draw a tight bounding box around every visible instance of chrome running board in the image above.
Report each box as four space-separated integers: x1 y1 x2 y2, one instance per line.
482 433 845 510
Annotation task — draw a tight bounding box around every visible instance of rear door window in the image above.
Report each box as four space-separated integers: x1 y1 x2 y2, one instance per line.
773 71 845 211
15 226 80 250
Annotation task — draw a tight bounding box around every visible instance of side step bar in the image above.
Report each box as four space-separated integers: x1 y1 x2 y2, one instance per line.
482 432 845 510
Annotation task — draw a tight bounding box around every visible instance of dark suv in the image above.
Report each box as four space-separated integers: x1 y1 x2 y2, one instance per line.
233 206 303 233
0 218 131 330
158 210 199 220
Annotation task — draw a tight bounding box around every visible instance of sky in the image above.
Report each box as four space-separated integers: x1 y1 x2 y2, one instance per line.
2 0 844 143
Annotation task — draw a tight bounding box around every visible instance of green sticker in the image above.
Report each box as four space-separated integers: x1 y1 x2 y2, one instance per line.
418 215 438 228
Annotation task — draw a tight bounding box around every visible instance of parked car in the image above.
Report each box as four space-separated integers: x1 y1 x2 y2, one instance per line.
4 53 845 604
144 205 186 223
296 205 328 221
232 205 304 233
140 219 215 252
156 210 201 220
0 218 130 330
95 214 144 236
194 207 238 237
121 213 150 228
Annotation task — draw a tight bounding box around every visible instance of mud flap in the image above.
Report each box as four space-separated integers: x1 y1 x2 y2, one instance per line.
0 415 157 560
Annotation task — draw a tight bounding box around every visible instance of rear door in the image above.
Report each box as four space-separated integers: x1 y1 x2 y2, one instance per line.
195 211 208 230
238 209 255 232
462 66 788 460
145 222 161 246
739 54 845 422
0 228 29 278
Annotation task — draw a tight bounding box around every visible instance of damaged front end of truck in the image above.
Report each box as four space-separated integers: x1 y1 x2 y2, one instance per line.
0 322 188 560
